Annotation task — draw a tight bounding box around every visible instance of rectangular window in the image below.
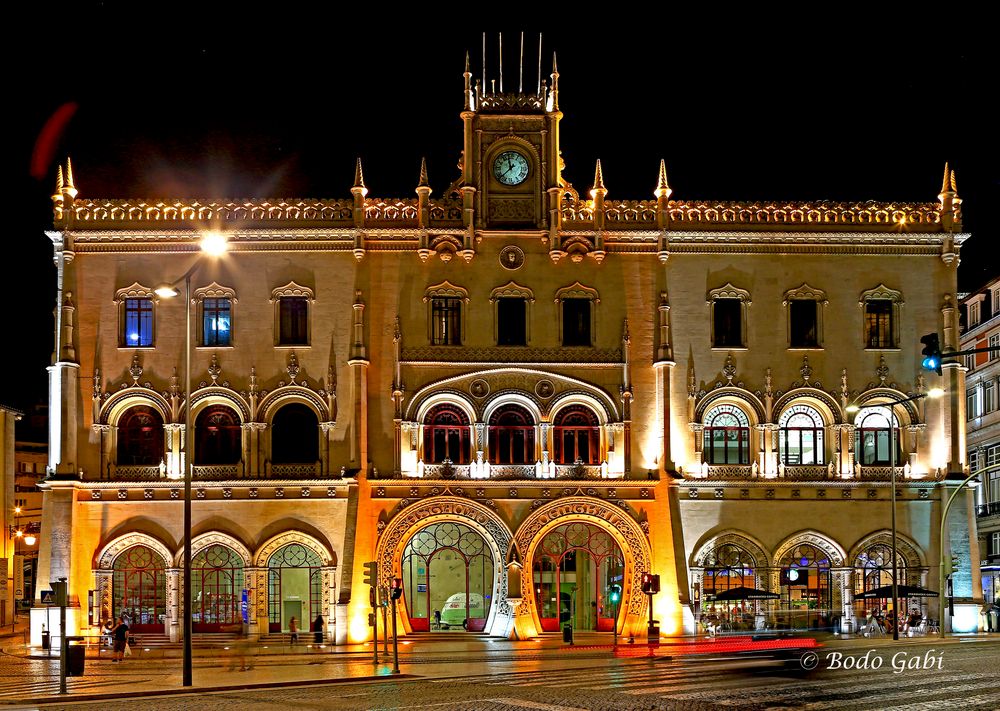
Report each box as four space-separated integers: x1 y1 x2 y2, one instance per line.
986 444 1000 469
497 298 527 346
864 299 894 348
278 297 309 345
202 297 232 347
431 298 462 345
969 449 979 475
967 388 979 420
990 333 999 361
713 298 743 348
562 299 591 346
992 531 1000 557
986 380 997 414
969 302 981 327
993 289 1000 316
965 354 976 372
989 470 1000 504
789 300 819 348
123 298 154 347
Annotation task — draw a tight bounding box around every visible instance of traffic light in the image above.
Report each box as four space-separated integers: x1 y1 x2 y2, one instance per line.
363 560 378 588
608 584 621 605
920 332 942 376
640 573 660 594
391 577 403 601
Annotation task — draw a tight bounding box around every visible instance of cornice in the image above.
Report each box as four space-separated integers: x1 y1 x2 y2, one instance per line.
77 479 357 489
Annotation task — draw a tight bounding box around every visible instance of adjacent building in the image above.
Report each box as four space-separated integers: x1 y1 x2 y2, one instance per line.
32 49 984 647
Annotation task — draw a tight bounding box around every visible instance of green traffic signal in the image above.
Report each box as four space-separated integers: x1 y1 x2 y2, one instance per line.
920 332 942 376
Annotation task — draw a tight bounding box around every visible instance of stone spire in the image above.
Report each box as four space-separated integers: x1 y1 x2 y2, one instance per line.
654 159 672 199
352 157 367 196
590 159 606 198
549 51 560 111
417 157 430 190
64 157 77 198
938 161 961 232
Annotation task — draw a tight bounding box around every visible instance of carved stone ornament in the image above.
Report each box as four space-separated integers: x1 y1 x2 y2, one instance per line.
287 352 300 383
534 379 555 399
499 245 525 270
470 379 490 398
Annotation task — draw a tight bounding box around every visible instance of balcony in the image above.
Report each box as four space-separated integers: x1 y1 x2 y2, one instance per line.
977 501 1000 518
95 461 342 482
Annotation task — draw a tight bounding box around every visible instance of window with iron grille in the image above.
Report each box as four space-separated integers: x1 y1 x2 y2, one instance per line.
431 298 462 345
202 297 232 346
864 299 894 349
278 297 309 345
123 298 154 347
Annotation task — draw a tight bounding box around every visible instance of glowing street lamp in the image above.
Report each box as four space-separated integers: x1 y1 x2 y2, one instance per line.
155 231 228 687
846 387 944 640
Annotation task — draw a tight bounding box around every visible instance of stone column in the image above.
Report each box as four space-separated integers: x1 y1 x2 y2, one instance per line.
320 422 336 477
322 566 337 642
244 567 263 640
689 423 704 469
831 567 852 634
166 567 181 642
539 422 550 476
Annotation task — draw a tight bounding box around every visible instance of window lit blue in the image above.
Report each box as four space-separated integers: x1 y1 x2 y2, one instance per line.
203 298 232 346
124 298 153 347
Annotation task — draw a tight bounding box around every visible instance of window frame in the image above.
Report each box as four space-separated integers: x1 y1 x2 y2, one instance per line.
422 404 471 464
702 403 751 465
552 405 601 465
114 283 158 349
270 282 314 348
777 404 826 465
707 283 750 350
554 282 600 348
193 282 237 349
490 281 534 347
487 403 536 464
989 333 1000 362
783 284 826 349
423 281 469 346
853 406 901 466
859 284 903 350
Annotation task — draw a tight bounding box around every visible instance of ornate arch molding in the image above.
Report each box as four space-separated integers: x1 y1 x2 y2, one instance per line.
423 281 469 303
177 531 253 567
189 387 251 422
548 391 612 425
96 531 173 570
253 530 336 567
258 386 329 423
269 281 315 302
482 390 544 423
375 497 514 625
694 387 765 424
192 282 237 303
858 284 903 307
773 530 847 568
691 530 771 569
514 498 651 619
412 389 478 424
114 282 158 304
100 389 172 426
707 282 751 305
553 282 600 304
851 388 919 423
848 530 925 568
489 281 535 303
782 283 828 306
772 388 843 425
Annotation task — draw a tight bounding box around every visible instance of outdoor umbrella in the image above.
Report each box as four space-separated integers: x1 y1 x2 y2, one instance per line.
854 585 939 599
709 586 780 601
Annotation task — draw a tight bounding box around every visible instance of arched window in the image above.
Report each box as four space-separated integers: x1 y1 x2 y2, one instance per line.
701 543 759 622
423 404 471 464
271 403 319 464
117 406 164 465
778 543 832 630
192 544 245 631
195 405 242 465
488 404 536 465
703 404 750 465
778 405 825 465
853 406 901 466
553 406 600 465
113 545 166 633
267 543 322 634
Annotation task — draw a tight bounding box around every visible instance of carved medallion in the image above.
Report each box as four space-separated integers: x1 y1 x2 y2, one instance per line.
534 379 554 399
470 379 490 398
499 245 525 270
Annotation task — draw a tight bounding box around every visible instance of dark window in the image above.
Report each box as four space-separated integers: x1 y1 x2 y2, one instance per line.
789 300 818 347
713 298 742 348
562 299 591 346
123 298 154 347
202 297 232 347
488 404 535 464
864 299 894 348
553 406 600 464
271 403 319 464
117 406 164 465
703 406 750 464
194 405 241 465
497 298 527 346
431 297 462 345
854 409 901 466
279 297 309 345
423 404 471 464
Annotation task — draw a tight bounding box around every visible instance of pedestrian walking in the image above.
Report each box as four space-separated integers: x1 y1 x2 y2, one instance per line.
111 617 129 662
289 616 299 643
227 623 254 671
312 614 324 644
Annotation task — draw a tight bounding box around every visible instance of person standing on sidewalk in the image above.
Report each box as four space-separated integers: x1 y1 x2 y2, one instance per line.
111 617 129 663
289 616 299 644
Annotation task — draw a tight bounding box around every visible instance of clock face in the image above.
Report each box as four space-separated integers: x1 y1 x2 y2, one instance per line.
493 150 529 186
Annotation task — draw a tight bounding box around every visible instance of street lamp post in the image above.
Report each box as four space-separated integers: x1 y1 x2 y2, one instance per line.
155 232 227 687
847 387 943 641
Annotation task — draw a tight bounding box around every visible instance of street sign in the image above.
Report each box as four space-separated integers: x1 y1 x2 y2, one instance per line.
41 589 55 605
241 589 249 623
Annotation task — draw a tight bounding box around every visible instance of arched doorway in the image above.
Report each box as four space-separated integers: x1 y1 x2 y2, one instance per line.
117 406 165 465
192 544 245 632
195 405 241 465
113 545 166 633
701 542 760 627
401 522 494 632
271 403 319 464
267 544 322 633
532 522 624 632
777 543 832 630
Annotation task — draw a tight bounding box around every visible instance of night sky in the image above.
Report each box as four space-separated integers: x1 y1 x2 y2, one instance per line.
6 10 996 414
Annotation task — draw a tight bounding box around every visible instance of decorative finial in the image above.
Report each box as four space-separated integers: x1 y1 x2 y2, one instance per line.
940 162 951 194
723 354 736 384
287 352 300 383
800 355 812 383
55 165 64 192
590 159 606 198
654 159 672 199
950 168 958 193
208 353 222 384
552 51 558 74
418 157 429 189
129 352 142 385
688 364 697 398
765 367 773 397
464 51 470 74
64 157 77 198
249 366 258 394
353 157 367 196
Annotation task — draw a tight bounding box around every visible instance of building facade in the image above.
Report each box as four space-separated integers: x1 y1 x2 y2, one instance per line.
961 277 1000 607
33 53 984 646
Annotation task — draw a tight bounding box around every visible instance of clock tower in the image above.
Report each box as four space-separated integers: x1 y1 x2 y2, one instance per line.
458 48 565 232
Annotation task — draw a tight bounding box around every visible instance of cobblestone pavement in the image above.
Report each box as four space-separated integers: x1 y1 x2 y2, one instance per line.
1 638 997 710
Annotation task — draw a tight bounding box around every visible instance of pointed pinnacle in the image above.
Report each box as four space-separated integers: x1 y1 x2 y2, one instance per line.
465 51 470 74
594 159 605 190
55 165 64 192
940 162 951 194
64 157 77 197
950 169 958 193
418 157 429 188
655 159 672 198
552 51 559 74
353 157 366 190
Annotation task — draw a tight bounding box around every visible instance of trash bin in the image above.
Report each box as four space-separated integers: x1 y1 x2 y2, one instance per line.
41 631 50 650
66 636 85 677
562 623 574 644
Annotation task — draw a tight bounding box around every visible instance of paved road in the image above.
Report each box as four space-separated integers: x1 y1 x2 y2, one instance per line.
2 639 997 709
